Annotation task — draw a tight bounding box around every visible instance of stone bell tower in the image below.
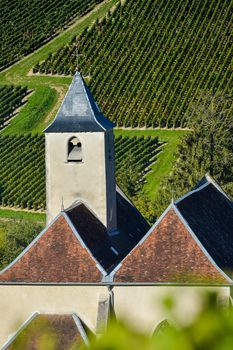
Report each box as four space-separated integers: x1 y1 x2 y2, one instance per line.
44 72 117 234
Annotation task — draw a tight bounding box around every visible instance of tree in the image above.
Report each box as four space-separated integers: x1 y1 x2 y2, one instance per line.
187 91 233 179
0 220 43 269
154 91 233 217
116 151 141 198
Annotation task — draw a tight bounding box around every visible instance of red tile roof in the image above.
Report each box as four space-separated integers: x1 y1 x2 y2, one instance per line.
5 313 90 350
114 207 228 283
0 177 231 284
0 215 102 283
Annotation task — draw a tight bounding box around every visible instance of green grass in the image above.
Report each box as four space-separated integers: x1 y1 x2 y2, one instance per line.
3 86 57 134
0 208 46 223
0 0 187 214
115 129 188 200
0 209 45 244
0 0 119 134
35 0 232 128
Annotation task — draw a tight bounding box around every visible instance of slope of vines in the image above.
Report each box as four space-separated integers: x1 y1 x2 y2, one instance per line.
0 85 28 129
0 0 103 71
0 135 159 210
35 0 232 128
0 134 46 210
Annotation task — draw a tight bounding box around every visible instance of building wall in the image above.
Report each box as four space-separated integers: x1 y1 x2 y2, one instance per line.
113 286 230 333
0 285 106 347
0 285 230 347
45 131 116 230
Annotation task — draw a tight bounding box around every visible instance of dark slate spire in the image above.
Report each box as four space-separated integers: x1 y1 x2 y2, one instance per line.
44 72 115 133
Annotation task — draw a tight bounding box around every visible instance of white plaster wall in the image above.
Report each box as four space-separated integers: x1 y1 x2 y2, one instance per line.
113 286 230 334
0 285 106 347
45 132 116 228
0 285 229 347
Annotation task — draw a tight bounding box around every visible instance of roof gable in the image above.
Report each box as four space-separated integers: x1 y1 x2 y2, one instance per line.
175 181 233 273
65 192 150 273
3 312 91 350
114 207 229 283
44 72 115 133
0 214 103 283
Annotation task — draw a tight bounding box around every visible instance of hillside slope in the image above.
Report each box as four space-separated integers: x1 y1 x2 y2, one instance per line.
0 0 104 70
0 133 169 210
36 0 232 128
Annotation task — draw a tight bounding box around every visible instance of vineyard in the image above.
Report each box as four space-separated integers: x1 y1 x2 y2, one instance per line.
0 134 46 210
0 0 103 71
0 134 160 211
35 0 232 128
0 85 28 129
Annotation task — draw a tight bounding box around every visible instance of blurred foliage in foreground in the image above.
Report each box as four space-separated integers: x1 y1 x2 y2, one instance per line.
8 292 233 350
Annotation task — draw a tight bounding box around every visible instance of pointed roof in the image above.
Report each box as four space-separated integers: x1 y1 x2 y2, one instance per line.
2 312 92 350
0 187 149 283
114 175 233 284
114 205 230 283
0 213 104 283
175 175 233 273
44 72 115 133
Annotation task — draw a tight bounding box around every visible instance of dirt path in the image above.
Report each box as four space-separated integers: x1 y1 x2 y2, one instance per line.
45 85 67 124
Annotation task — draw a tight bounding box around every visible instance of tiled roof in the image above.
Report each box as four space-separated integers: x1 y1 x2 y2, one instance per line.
3 313 90 350
66 188 150 272
1 176 230 284
66 203 119 271
0 187 149 282
114 175 233 283
44 72 115 133
0 215 103 283
175 176 233 273
114 206 228 283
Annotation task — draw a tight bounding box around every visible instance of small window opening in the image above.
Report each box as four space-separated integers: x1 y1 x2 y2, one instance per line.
68 137 82 162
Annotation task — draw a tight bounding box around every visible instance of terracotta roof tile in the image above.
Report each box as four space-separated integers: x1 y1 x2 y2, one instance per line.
114 208 228 283
0 215 102 283
6 313 89 350
66 189 150 273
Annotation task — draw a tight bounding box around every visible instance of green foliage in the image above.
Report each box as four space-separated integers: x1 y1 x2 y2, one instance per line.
88 293 233 350
115 135 160 198
0 134 46 210
0 0 104 71
10 293 233 350
0 85 28 129
154 92 233 216
115 129 188 200
3 86 57 134
37 0 232 128
0 209 46 223
0 134 161 212
133 192 157 225
187 91 233 179
0 220 43 269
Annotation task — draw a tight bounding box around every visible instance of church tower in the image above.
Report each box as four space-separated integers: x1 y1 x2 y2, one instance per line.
44 72 117 234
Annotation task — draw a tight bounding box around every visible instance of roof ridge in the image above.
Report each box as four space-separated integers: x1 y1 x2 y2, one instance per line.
72 313 90 346
104 203 174 282
63 212 107 276
1 311 40 350
173 204 232 283
44 72 114 133
80 74 105 131
174 182 210 204
204 173 232 201
0 213 63 275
